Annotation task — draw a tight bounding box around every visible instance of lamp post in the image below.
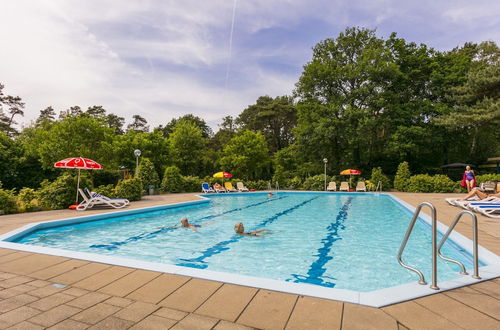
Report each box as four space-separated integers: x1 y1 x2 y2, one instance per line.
134 149 141 177
323 158 328 191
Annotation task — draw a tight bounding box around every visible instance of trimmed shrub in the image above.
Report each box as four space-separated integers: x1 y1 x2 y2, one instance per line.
408 174 434 193
370 167 391 191
0 188 18 214
95 184 116 198
183 176 202 192
303 175 326 191
115 178 143 201
244 180 269 190
161 166 184 193
38 172 93 209
285 176 303 190
17 187 40 212
138 158 160 190
431 174 458 193
394 162 411 192
475 174 500 185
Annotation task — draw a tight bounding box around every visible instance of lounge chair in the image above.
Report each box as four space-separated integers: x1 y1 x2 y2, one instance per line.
339 182 349 192
455 196 500 209
480 181 497 193
213 183 227 193
469 203 500 218
237 182 249 192
201 182 215 193
356 181 366 192
76 189 129 211
224 182 238 192
326 182 336 191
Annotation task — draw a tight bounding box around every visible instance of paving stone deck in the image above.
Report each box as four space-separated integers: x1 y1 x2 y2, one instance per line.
0 192 498 329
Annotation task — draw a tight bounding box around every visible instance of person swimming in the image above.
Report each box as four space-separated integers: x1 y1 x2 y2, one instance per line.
180 217 201 232
267 192 273 198
233 222 268 236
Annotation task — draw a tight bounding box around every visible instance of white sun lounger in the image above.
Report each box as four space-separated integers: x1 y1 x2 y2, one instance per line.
468 203 500 218
76 188 129 211
327 182 336 191
339 182 349 192
356 181 366 192
237 182 249 192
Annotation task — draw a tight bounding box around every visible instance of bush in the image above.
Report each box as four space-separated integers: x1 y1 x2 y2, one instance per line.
183 176 202 192
475 174 500 185
138 158 160 190
431 174 458 193
303 174 327 191
394 161 411 192
38 172 93 209
0 188 18 214
285 176 303 190
161 166 184 193
94 184 116 198
370 167 391 191
408 174 434 193
244 180 269 190
115 178 143 201
17 187 40 212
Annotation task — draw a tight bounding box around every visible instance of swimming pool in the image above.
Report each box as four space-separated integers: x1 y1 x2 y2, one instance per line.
1 192 499 307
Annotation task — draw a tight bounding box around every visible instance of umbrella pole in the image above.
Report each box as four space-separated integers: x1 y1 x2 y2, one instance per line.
76 169 81 204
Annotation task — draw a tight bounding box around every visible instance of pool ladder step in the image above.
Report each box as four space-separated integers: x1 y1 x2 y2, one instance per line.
397 202 481 290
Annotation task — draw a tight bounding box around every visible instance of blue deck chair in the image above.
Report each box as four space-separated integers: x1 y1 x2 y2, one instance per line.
202 182 215 193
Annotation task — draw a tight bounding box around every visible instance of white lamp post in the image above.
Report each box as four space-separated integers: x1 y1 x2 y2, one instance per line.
323 158 328 191
134 149 142 177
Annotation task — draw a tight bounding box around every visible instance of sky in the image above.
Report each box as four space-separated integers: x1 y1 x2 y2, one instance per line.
1 0 499 130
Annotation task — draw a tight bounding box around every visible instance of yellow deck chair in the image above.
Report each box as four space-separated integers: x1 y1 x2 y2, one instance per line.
224 182 238 192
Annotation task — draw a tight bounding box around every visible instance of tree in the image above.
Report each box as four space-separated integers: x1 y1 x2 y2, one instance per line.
160 114 212 138
138 157 160 189
36 106 56 127
59 106 83 119
236 96 296 153
219 130 270 180
209 116 237 151
105 113 125 135
0 83 25 136
394 161 411 191
168 121 206 175
127 115 149 132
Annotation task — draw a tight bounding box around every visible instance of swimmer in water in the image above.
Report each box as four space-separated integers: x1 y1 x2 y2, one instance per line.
180 217 201 232
233 222 268 236
267 192 273 197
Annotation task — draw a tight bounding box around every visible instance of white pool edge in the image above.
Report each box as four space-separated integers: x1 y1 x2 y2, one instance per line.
0 191 498 308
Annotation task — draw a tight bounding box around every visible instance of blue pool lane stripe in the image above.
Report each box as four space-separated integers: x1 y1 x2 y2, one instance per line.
176 196 321 269
90 196 288 251
288 197 353 287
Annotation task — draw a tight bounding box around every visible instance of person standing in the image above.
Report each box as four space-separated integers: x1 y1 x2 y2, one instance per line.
461 165 476 192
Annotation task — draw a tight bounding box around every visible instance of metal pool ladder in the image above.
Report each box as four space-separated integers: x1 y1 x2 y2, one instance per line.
397 202 481 290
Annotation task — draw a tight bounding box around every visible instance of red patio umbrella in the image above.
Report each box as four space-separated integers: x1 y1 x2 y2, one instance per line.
340 169 362 186
54 157 103 205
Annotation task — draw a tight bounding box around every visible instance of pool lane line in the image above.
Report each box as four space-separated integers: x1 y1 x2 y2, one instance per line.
89 196 288 251
176 196 321 269
288 197 353 288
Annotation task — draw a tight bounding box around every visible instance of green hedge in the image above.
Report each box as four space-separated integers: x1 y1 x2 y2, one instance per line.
115 178 143 201
303 175 327 191
475 174 500 185
370 167 391 191
408 174 458 193
138 158 160 190
38 172 93 209
0 188 18 214
95 184 117 198
17 187 40 212
394 162 411 191
161 166 184 193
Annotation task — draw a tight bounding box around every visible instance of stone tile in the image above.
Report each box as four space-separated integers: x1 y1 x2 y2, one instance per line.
0 275 34 288
27 280 51 288
0 252 32 266
0 271 17 279
0 249 18 257
29 259 90 280
0 254 66 275
170 313 219 330
159 278 223 312
154 307 188 321
87 316 134 330
105 296 134 308
49 263 111 285
73 266 134 291
29 284 65 298
382 300 460 330
342 303 398 330
98 269 160 297
0 293 39 313
0 284 38 299
286 296 343 330
196 284 257 322
214 320 256 330
237 290 297 330
47 319 89 330
126 273 190 304
468 280 500 299
63 287 90 297
444 286 500 320
0 306 41 328
29 292 75 311
114 301 159 322
415 291 500 330
6 321 45 330
29 304 81 327
71 303 120 325
129 315 177 330
66 291 111 309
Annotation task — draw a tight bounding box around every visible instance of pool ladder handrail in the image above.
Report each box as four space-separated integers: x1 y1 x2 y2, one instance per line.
397 202 481 290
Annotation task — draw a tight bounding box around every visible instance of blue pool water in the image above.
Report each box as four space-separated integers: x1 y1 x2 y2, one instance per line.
13 193 481 292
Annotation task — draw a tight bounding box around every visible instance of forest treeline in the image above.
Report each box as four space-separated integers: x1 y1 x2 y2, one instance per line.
1 27 499 191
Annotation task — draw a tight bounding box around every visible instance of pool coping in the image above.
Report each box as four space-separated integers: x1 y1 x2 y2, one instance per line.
0 191 498 308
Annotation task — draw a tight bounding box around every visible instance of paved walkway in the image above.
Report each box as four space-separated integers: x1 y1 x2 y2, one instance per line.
0 192 498 329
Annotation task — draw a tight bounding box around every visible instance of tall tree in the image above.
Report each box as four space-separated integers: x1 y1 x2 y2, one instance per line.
36 107 56 127
0 83 25 136
127 114 149 132
168 121 206 175
160 114 212 138
236 96 296 153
